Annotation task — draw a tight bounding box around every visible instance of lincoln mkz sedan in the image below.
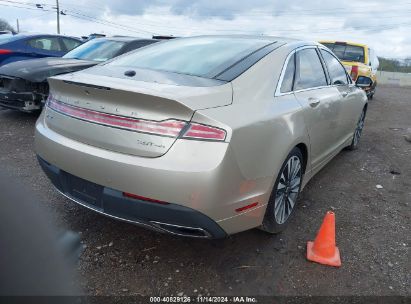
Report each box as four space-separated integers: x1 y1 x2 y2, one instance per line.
35 36 368 238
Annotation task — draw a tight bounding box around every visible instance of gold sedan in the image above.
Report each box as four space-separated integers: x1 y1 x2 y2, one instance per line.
35 36 367 238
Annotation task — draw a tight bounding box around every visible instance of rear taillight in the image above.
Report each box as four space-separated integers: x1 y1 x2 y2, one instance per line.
0 49 12 55
47 96 187 137
350 65 359 81
182 123 226 141
47 95 227 142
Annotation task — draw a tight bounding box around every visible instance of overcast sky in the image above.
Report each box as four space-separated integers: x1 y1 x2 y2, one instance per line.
1 0 410 58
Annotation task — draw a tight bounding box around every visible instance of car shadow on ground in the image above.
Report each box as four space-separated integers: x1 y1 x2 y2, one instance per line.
0 108 41 119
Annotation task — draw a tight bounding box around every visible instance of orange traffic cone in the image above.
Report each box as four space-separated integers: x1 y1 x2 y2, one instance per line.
307 211 341 267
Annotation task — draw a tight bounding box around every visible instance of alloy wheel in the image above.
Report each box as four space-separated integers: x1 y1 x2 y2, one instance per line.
353 110 365 146
274 156 302 224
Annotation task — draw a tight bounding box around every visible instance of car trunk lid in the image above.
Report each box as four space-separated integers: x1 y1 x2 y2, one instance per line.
45 72 232 158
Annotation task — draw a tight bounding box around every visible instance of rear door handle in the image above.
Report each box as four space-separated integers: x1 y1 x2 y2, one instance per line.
308 98 320 108
341 91 349 98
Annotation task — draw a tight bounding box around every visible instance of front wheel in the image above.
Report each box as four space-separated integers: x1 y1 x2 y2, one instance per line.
261 147 304 234
347 107 366 150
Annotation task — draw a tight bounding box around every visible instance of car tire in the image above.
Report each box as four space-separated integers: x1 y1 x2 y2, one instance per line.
260 147 304 234
369 84 376 100
347 107 367 150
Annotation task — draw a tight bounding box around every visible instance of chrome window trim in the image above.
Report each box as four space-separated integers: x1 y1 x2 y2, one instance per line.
316 47 332 85
275 48 297 97
275 45 329 97
318 46 352 86
275 45 354 97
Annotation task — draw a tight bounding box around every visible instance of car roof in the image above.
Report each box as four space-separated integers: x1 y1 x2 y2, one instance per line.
5 33 82 41
102 36 156 42
178 35 319 49
186 34 297 43
110 35 319 82
319 40 368 48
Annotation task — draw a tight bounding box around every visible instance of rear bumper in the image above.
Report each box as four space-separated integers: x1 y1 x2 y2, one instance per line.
0 91 42 112
35 111 270 236
38 156 227 239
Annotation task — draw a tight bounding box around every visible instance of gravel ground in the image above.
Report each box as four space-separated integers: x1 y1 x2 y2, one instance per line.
0 85 410 297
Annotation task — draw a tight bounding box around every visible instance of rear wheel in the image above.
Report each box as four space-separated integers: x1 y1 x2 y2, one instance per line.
347 107 366 150
261 147 304 234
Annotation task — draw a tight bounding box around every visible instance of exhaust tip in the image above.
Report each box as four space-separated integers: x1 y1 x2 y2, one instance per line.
150 221 211 238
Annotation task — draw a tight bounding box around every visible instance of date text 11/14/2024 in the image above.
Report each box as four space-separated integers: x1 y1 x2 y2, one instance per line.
150 296 258 303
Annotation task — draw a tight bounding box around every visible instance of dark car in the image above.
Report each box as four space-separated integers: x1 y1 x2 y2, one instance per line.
0 33 82 66
0 37 158 112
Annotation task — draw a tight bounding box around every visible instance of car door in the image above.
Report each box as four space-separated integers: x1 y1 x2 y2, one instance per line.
318 48 359 144
25 36 65 59
292 47 343 172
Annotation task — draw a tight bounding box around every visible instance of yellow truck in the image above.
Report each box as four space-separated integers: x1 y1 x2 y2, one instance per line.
319 41 379 99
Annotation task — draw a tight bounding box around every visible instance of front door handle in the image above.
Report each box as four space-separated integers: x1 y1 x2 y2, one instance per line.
341 91 349 98
308 98 321 108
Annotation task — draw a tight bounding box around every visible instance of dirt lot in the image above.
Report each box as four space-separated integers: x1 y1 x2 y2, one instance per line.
0 85 410 297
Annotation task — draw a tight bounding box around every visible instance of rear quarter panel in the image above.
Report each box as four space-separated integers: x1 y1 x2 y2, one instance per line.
198 44 311 190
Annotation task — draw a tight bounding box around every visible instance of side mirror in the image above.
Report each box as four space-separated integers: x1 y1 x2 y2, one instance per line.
356 76 372 88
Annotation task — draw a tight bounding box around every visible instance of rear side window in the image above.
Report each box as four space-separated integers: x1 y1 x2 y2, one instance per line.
61 38 81 51
294 49 327 90
0 34 20 44
28 37 63 51
280 53 295 93
320 50 348 85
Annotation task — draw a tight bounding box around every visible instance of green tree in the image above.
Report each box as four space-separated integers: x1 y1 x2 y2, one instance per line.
0 18 15 33
379 57 411 73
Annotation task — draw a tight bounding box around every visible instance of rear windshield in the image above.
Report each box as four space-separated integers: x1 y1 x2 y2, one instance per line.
322 43 365 63
64 38 126 62
0 34 20 44
106 37 273 78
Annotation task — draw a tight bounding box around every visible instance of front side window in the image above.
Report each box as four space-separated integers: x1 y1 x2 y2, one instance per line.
61 38 81 51
28 37 62 51
280 53 295 93
0 34 20 44
320 50 348 85
294 49 327 90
